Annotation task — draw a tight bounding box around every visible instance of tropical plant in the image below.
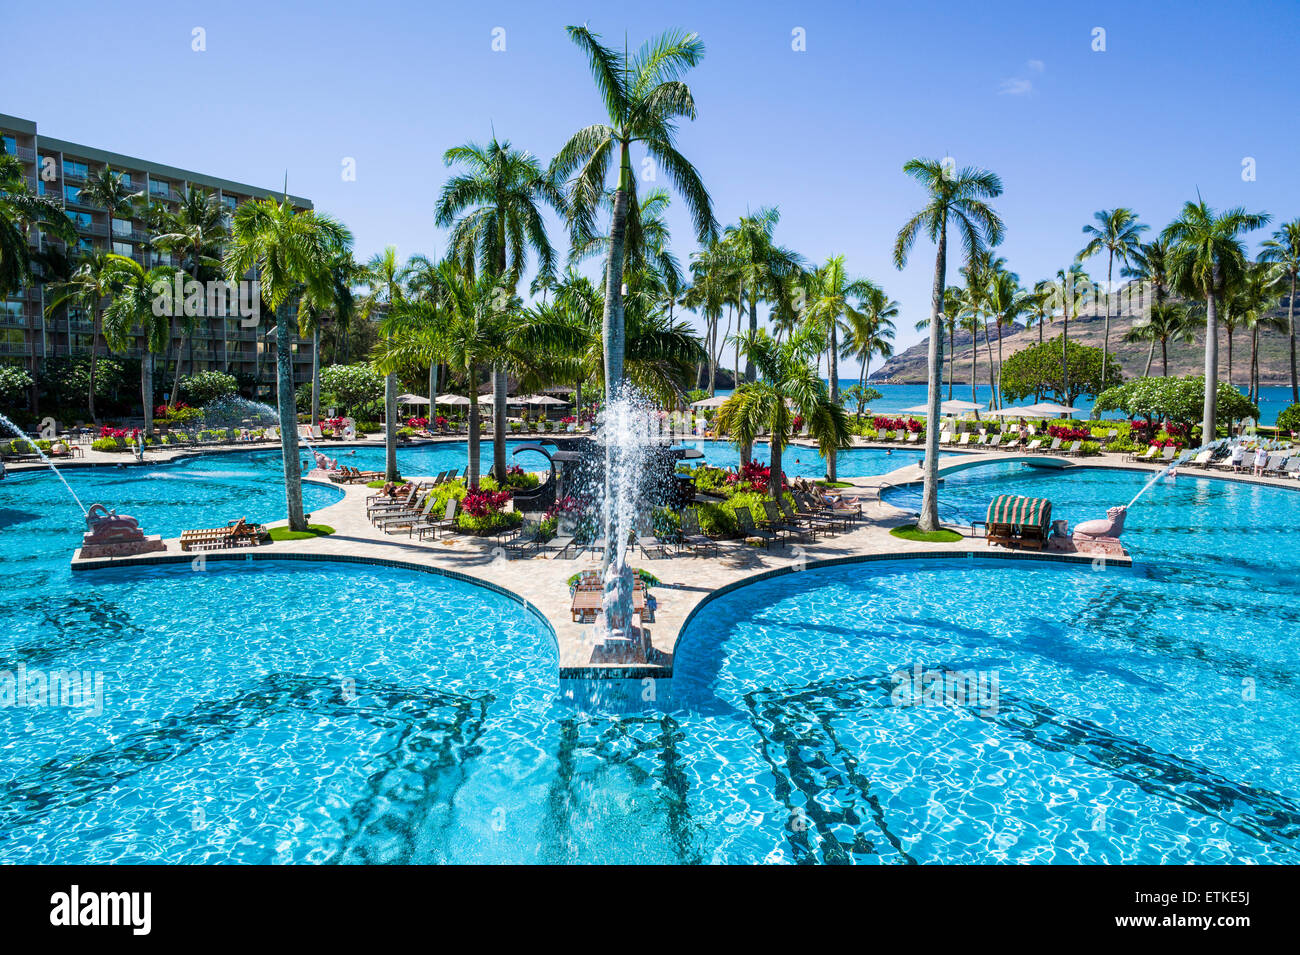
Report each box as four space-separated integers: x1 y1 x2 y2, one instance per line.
100 255 175 434
1077 208 1147 381
44 248 126 420
715 327 852 497
297 250 360 426
437 137 562 480
1259 219 1300 403
1123 302 1200 376
1161 200 1270 441
358 245 407 482
1096 375 1259 435
0 153 76 297
552 24 716 397
892 158 1004 531
719 208 802 382
999 336 1124 407
842 283 898 394
224 195 352 531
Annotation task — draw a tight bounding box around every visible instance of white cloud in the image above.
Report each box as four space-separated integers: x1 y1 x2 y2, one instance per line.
998 78 1034 96
1027 59 1045 73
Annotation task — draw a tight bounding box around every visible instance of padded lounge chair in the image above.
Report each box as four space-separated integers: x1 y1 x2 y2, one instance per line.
733 506 778 548
678 508 719 557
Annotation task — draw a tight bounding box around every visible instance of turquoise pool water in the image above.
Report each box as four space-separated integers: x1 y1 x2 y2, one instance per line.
1 453 1297 862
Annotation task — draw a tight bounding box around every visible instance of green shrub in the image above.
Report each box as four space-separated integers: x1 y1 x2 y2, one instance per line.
1078 440 1101 456
1277 402 1300 434
91 437 122 452
455 509 521 535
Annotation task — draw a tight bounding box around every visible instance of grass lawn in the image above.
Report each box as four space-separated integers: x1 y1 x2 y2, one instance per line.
815 480 853 489
889 523 963 543
268 524 336 542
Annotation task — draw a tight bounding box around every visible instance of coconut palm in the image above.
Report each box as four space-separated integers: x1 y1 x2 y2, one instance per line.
224 196 352 532
552 24 716 397
1047 264 1093 403
720 208 802 381
1123 302 1199 376
1162 200 1270 440
436 137 562 481
892 158 1004 532
1232 262 1283 404
716 327 852 498
151 187 229 407
802 255 875 408
358 246 407 482
985 270 1035 409
44 249 126 420
101 255 175 434
297 251 359 427
843 284 898 394
0 153 76 297
1077 208 1147 380
400 252 451 402
1259 219 1300 402
1025 284 1054 345
683 238 734 395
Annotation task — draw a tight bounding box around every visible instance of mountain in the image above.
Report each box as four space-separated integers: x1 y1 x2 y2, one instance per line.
871 301 1297 387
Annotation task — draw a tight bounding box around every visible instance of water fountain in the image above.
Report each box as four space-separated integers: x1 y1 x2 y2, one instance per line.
0 411 89 516
75 503 167 559
591 386 666 658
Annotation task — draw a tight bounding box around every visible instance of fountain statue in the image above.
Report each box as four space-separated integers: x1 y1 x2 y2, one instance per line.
76 503 167 559
1071 505 1127 554
312 449 338 472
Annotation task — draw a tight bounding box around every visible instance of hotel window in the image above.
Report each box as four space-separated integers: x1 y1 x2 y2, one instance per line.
1 300 24 319
222 195 237 210
1 136 15 155
112 241 132 256
64 185 81 204
66 210 93 229
120 173 133 188
149 180 170 197
112 218 132 237
64 160 89 179
75 238 93 253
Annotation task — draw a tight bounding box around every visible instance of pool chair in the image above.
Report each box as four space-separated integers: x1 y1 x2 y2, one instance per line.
1025 439 1043 453
957 433 972 447
1190 449 1214 468
938 432 953 446
1128 446 1158 464
1000 435 1022 452
1065 440 1084 457
1286 457 1300 480
733 506 778 548
762 500 815 545
905 432 921 444
635 516 672 560
678 508 719 557
1264 453 1289 476
1044 437 1062 454
777 497 821 538
794 489 853 531
367 485 426 520
786 492 841 534
547 517 582 558
1157 446 1177 465
414 498 459 540
430 470 447 485
179 517 264 552
503 520 546 558
976 433 995 449
377 494 438 532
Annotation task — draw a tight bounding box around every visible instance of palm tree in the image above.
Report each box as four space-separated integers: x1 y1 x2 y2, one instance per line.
552 25 716 397
1077 208 1147 381
843 284 898 393
1232 261 1283 405
1162 200 1270 440
1026 284 1054 345
1124 302 1199 376
893 158 1004 532
985 270 1034 409
683 239 733 395
152 187 229 406
74 166 138 417
45 249 124 420
224 196 352 532
358 246 407 482
436 137 562 481
720 208 802 382
400 252 450 403
1259 219 1300 402
101 255 175 433
1047 264 1092 403
298 250 358 427
716 327 852 497
803 255 875 414
0 152 76 297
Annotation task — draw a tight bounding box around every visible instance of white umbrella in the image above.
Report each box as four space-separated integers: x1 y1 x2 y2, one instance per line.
434 394 471 406
986 406 1054 419
690 395 729 408
901 399 983 415
1022 401 1092 418
396 394 430 405
522 394 569 405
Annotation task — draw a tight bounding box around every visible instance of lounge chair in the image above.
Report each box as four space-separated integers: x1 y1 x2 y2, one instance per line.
547 517 581 558
1157 446 1177 465
1064 440 1084 457
905 431 920 444
1264 453 1288 476
414 498 459 540
179 517 263 551
957 433 971 447
762 500 814 545
366 485 419 518
377 494 437 532
1128 445 1158 464
503 520 545 558
1000 436 1022 452
1025 439 1043 452
678 508 719 557
938 432 953 446
1190 449 1213 468
1045 437 1063 454
1286 457 1300 480
794 489 851 531
635 516 672 560
733 506 778 548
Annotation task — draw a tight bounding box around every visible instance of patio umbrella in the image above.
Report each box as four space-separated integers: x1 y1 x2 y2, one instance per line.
901 399 983 415
434 394 471 406
986 406 1054 419
395 394 430 405
1022 401 1092 418
522 394 569 405
690 395 729 408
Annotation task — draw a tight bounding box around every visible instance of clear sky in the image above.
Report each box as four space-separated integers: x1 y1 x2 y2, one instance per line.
5 0 1298 371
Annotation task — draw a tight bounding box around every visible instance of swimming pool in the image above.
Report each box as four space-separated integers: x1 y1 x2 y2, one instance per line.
674 439 921 479
2 453 1297 862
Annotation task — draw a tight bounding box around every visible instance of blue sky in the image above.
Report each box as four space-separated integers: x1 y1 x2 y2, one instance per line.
5 0 1298 370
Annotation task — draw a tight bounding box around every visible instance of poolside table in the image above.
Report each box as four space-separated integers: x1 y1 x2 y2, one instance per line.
570 588 646 622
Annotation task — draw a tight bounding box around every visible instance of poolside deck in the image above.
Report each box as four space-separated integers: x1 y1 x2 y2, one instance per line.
68 459 1132 679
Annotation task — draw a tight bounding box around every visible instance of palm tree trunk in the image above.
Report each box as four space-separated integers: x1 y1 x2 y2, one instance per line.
746 288 758 382
428 361 437 407
708 313 718 395
141 352 153 438
467 370 481 490
1289 270 1298 403
170 318 186 409
1102 253 1113 390
601 145 632 397
969 324 978 404
1062 311 1070 404
947 322 955 399
769 416 784 501
919 224 947 533
384 372 398 482
88 307 101 421
1202 288 1219 442
1250 325 1260 404
1143 337 1155 377
491 367 508 480
996 317 1005 410
1162 337 1169 376
1225 319 1234 386
983 318 997 405
828 325 840 404
274 301 307 531
310 327 321 428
